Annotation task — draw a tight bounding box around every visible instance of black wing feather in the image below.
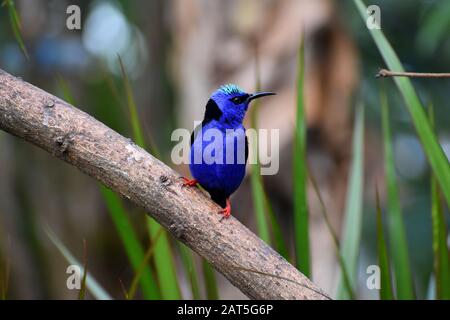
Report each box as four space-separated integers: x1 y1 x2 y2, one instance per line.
190 98 223 146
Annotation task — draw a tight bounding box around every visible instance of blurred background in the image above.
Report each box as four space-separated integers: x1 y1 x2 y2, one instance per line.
0 0 449 299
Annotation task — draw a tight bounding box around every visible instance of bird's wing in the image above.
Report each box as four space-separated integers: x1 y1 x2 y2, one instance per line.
203 98 223 122
190 122 202 146
191 98 223 146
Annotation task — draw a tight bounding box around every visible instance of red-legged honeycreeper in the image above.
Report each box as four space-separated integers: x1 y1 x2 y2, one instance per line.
182 84 275 218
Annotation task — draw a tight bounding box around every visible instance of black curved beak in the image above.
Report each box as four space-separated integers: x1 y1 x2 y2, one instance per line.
247 92 276 103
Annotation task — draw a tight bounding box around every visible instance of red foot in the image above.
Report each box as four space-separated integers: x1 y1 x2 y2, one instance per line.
219 198 231 219
181 177 198 187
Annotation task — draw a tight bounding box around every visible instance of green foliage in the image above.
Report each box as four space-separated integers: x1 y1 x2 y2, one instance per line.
375 188 394 300
250 55 289 259
353 0 450 209
0 249 9 300
202 260 219 300
380 90 415 299
416 1 450 57
146 219 181 299
178 243 201 300
309 173 354 299
3 0 29 59
249 73 271 244
127 228 163 300
429 105 450 300
293 36 310 277
100 186 160 299
78 239 88 300
336 103 364 299
45 228 112 300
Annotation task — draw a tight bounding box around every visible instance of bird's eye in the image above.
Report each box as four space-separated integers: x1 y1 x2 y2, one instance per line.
230 94 249 105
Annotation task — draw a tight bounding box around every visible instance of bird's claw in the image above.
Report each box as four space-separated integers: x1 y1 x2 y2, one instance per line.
219 207 231 219
181 177 198 188
218 199 231 220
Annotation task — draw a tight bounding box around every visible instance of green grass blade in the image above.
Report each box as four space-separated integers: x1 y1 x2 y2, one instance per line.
201 259 219 300
178 243 201 300
375 188 394 300
249 158 271 243
45 227 112 300
249 56 272 244
100 186 160 299
309 173 355 299
265 195 289 260
293 36 310 277
431 174 450 299
353 0 450 209
78 239 88 300
146 219 181 299
117 56 146 148
3 0 29 59
128 227 163 300
117 56 162 158
0 241 10 300
429 105 450 300
416 1 450 56
380 90 415 299
336 103 364 299
56 76 76 106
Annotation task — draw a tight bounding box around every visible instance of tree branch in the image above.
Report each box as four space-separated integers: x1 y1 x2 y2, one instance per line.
0 68 329 300
376 68 450 78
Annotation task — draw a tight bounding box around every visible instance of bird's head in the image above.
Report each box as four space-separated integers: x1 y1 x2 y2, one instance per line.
207 84 275 125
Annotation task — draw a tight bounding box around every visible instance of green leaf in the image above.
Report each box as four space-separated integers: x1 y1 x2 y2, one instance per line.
78 239 88 300
431 175 450 300
249 160 271 243
178 243 201 300
293 36 310 277
128 228 163 300
201 259 219 300
375 187 394 300
416 1 450 56
0 245 10 300
336 103 364 299
56 76 76 106
265 195 290 260
249 56 272 244
309 173 354 299
3 0 29 59
117 56 161 159
429 104 450 300
380 89 415 299
100 186 160 299
45 227 112 300
146 219 181 299
353 0 450 209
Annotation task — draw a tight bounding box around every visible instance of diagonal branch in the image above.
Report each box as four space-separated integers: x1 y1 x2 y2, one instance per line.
0 68 328 300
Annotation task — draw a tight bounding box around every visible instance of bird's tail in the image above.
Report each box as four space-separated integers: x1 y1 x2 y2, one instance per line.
209 191 227 208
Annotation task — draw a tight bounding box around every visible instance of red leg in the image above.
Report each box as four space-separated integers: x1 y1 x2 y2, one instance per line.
181 177 198 187
219 198 231 218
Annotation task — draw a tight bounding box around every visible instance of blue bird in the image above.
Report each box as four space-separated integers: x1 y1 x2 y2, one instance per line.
182 84 275 218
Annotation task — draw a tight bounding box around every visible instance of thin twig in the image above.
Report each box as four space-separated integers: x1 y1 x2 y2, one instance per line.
376 68 450 78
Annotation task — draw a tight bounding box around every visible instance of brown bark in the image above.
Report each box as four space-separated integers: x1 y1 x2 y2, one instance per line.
0 68 329 300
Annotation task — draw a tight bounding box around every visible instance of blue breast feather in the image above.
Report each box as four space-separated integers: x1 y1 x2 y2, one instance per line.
189 120 247 197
